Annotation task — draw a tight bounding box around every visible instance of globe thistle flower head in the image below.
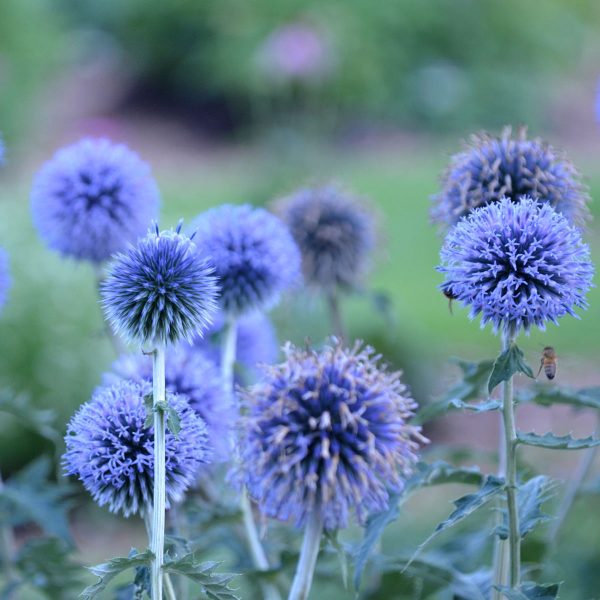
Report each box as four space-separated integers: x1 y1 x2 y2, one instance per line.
107 345 233 461
241 340 425 531
0 248 10 312
276 184 375 292
31 138 160 262
101 222 219 345
193 310 279 379
432 126 590 228
190 204 301 316
439 197 594 334
63 379 210 517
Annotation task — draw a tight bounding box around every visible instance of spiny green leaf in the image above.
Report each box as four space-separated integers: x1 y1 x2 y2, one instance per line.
80 549 153 600
405 476 505 571
166 404 181 438
495 476 553 539
488 345 534 393
143 393 154 429
0 457 74 543
324 530 348 589
163 552 239 599
517 432 600 450
408 460 485 490
0 390 60 445
496 581 560 599
517 385 600 411
416 359 495 423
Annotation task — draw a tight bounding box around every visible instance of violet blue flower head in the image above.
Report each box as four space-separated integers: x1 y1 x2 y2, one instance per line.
101 222 219 345
31 138 160 262
190 204 300 316
439 197 594 334
63 379 210 517
241 340 425 531
0 248 10 312
106 346 232 461
432 126 590 228
194 310 279 378
276 184 375 292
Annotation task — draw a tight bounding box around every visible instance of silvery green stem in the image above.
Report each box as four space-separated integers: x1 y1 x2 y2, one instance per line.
498 329 521 590
547 419 599 545
492 399 508 599
0 472 16 598
326 290 346 340
221 318 281 600
288 513 323 600
151 344 166 600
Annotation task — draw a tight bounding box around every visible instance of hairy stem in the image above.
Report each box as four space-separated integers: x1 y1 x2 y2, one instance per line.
151 344 166 600
221 318 281 600
497 329 521 591
0 472 16 598
288 513 323 600
326 290 346 340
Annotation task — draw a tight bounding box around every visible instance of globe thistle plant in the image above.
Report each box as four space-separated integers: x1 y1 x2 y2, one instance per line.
107 346 233 461
63 380 210 518
0 248 10 313
432 126 590 228
190 204 300 317
242 340 425 531
439 197 593 335
31 138 160 263
101 222 219 346
276 184 375 293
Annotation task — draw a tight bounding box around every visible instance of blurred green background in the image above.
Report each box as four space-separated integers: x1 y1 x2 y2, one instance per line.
1 0 600 597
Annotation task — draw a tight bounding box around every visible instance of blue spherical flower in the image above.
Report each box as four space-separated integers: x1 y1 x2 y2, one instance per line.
107 346 233 461
63 379 210 517
276 184 375 291
432 127 590 228
101 223 219 345
0 248 10 312
190 204 301 315
31 138 160 262
241 341 425 531
194 310 279 379
439 197 594 334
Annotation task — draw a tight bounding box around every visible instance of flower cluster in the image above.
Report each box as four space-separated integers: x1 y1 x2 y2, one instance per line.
439 197 594 334
31 138 160 262
241 341 425 530
107 345 232 460
101 223 219 345
432 127 590 228
63 380 210 517
190 204 300 316
0 248 10 312
277 185 375 292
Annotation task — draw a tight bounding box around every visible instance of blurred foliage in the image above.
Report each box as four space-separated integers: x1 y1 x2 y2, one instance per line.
55 0 598 132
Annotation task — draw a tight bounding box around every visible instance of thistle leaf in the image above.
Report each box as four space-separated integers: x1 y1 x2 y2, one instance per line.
488 345 534 393
517 432 600 450
517 385 600 411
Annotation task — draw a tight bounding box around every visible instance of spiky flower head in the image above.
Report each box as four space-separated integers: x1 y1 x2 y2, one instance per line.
241 340 425 531
0 248 10 312
106 346 232 461
63 379 210 517
194 310 278 379
190 204 301 316
276 184 375 292
31 138 160 262
439 197 594 334
101 223 219 345
432 126 590 228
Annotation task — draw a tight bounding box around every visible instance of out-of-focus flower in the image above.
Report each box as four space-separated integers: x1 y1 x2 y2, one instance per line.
256 23 333 83
276 184 375 292
31 138 160 262
190 204 300 316
107 346 232 461
241 340 425 531
101 223 219 345
439 197 594 334
0 248 10 312
0 135 5 166
63 380 210 517
432 126 590 228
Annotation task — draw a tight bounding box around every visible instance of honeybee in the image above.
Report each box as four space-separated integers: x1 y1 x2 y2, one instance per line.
443 288 457 315
537 346 557 380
